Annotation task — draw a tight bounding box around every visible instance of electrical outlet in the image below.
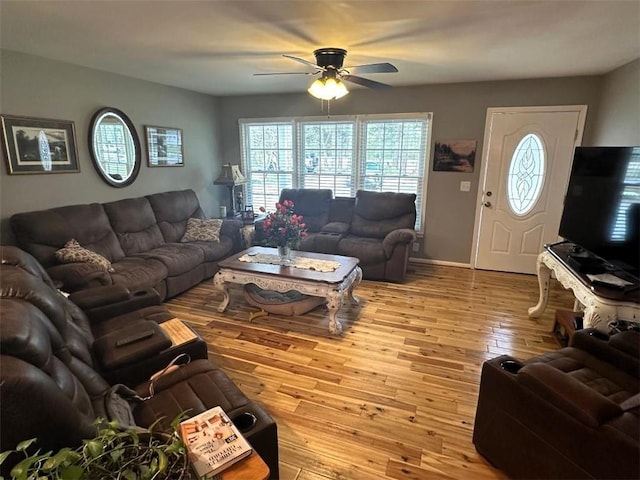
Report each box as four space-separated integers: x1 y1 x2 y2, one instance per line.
413 241 420 252
460 181 471 192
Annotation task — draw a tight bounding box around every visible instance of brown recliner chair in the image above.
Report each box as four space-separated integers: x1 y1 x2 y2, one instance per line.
473 328 640 479
0 246 279 477
338 190 416 282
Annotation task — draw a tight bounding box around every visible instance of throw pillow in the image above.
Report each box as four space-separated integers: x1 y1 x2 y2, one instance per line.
180 218 223 242
55 239 115 272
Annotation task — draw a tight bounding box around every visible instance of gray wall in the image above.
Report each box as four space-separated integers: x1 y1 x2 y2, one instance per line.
4 50 635 264
591 59 640 146
218 77 603 263
0 50 224 244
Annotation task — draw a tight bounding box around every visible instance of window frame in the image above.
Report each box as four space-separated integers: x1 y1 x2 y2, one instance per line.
239 112 432 233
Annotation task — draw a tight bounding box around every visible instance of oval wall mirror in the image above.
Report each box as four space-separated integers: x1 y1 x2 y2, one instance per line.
88 107 141 187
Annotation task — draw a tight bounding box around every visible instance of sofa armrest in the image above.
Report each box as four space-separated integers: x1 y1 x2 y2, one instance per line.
93 321 172 371
382 228 417 257
69 285 131 309
47 262 112 292
220 218 244 252
71 287 161 323
518 362 622 427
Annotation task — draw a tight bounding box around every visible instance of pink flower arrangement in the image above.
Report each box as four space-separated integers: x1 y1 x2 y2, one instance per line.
259 200 308 248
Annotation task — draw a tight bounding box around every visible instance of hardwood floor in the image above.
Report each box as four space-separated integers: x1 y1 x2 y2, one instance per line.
166 263 575 480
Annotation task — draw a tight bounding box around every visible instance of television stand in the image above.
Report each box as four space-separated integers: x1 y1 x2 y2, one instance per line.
528 242 640 331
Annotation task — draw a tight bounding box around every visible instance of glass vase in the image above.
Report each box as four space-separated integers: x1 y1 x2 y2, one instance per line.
277 245 292 263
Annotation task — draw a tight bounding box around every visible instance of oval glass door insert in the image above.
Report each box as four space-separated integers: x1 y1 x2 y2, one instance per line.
507 133 545 216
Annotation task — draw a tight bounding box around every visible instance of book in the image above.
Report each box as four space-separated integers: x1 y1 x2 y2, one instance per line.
179 406 252 478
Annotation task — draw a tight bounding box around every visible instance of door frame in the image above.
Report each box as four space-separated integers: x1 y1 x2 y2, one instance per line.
471 105 588 271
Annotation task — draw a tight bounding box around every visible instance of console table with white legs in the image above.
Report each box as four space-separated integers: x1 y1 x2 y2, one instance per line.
528 242 640 331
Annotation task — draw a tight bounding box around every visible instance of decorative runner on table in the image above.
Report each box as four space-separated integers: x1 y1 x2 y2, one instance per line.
239 252 340 272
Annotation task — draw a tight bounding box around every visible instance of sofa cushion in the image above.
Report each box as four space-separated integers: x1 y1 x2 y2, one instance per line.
11 203 125 267
134 244 205 276
103 197 165 255
181 218 223 242
280 188 332 233
189 237 235 262
147 190 206 243
109 257 167 293
338 236 386 265
351 190 416 238
56 239 115 273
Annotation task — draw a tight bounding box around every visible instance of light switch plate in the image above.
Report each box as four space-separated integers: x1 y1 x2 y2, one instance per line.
460 181 471 192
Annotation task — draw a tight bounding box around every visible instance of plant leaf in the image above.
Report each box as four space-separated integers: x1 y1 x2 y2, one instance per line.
59 464 84 480
0 451 14 466
15 439 37 452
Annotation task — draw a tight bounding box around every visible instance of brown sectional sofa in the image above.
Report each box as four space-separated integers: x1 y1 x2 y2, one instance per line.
257 189 417 282
11 189 243 300
0 246 280 478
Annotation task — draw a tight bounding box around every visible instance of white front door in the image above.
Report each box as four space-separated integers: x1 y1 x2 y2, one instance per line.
473 106 587 274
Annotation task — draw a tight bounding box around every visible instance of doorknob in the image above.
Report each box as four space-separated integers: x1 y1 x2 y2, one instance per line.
484 201 492 208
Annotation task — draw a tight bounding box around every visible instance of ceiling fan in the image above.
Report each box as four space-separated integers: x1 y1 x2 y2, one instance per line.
254 48 398 100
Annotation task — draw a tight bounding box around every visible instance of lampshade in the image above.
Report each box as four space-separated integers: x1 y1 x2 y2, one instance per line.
214 164 246 185
308 75 349 101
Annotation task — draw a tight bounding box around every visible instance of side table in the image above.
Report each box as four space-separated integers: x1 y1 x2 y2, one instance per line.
220 452 269 480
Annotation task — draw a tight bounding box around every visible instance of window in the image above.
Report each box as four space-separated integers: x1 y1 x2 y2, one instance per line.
507 133 545 216
241 122 294 211
240 113 431 231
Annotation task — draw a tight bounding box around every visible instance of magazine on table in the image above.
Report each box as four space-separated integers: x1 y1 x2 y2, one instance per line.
179 406 252 478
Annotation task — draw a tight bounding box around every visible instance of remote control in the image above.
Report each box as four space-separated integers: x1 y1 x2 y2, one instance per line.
115 329 155 347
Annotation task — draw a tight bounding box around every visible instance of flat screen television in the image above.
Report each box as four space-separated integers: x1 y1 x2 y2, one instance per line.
558 146 640 280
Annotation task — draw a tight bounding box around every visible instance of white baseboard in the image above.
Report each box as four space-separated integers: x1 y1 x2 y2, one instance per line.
409 257 471 269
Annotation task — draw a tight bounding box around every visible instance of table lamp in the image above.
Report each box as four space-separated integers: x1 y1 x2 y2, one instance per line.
214 164 247 217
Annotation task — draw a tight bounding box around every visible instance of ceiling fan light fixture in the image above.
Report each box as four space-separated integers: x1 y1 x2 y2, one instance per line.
307 76 349 101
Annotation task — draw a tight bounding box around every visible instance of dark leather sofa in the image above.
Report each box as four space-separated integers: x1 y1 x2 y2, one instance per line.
256 189 417 282
473 328 640 479
11 189 243 300
0 246 280 478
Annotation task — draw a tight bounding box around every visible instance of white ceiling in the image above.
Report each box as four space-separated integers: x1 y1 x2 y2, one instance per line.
1 1 639 96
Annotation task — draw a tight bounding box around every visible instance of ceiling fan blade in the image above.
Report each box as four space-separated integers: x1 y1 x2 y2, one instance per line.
253 72 319 76
283 54 322 70
343 63 398 74
341 74 393 89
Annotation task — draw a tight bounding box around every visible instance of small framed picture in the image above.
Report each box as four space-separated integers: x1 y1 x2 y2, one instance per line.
243 205 255 223
433 139 477 173
1 114 80 174
145 125 184 167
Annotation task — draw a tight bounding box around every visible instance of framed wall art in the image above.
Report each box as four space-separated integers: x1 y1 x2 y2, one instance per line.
1 114 80 174
145 125 184 167
433 139 477 173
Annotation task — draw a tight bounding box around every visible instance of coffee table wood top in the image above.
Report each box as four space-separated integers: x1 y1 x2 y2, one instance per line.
219 246 359 284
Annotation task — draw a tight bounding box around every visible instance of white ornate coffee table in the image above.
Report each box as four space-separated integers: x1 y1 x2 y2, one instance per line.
213 246 362 334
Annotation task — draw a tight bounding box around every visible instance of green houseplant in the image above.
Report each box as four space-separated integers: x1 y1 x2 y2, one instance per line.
0 417 189 480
